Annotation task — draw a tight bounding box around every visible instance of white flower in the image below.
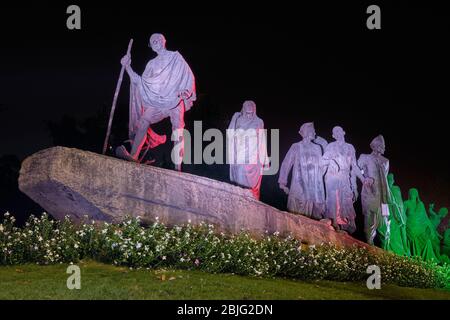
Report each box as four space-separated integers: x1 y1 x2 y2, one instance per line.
162 256 167 260
136 243 142 249
74 244 79 249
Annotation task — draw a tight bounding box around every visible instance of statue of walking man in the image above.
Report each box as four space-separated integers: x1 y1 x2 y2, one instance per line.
227 100 268 199
358 135 390 245
278 123 326 219
118 33 196 171
323 126 368 234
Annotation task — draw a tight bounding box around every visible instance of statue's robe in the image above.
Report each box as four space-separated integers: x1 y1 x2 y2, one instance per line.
429 222 443 259
405 199 439 262
227 111 267 199
382 183 410 256
358 153 389 244
323 142 359 233
427 209 447 259
279 141 326 219
128 50 196 145
429 212 442 230
442 229 450 259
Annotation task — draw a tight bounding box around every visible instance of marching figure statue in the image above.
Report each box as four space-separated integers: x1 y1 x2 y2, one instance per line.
405 188 440 262
442 225 450 262
323 126 367 234
278 123 326 219
358 135 390 245
118 33 196 171
428 203 448 230
227 100 268 199
380 173 410 256
427 203 447 259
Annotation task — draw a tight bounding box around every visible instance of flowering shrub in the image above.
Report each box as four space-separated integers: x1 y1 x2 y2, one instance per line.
1 212 448 289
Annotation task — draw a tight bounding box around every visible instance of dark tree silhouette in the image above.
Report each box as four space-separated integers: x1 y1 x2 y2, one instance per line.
0 154 43 225
46 103 129 155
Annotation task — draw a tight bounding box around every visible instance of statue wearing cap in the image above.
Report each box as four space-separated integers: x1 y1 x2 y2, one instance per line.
227 101 268 199
278 122 326 219
358 135 390 245
118 33 196 171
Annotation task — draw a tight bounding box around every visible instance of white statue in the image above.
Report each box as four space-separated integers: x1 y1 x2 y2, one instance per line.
118 33 196 171
323 126 369 233
227 100 268 199
278 122 326 219
358 135 390 245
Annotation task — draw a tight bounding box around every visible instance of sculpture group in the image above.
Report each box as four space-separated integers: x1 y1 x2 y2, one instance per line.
113 33 449 263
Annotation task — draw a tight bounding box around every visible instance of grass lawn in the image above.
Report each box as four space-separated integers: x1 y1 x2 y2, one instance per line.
0 260 449 300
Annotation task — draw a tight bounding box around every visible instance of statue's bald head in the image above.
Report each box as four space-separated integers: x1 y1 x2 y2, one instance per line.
242 100 256 119
332 126 345 142
149 33 167 53
408 188 419 201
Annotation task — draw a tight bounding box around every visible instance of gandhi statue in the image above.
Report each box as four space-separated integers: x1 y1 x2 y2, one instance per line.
323 126 368 234
118 33 196 171
227 100 268 199
278 123 326 219
358 135 390 245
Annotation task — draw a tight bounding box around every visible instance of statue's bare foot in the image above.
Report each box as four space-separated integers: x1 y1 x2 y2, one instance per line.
115 145 137 162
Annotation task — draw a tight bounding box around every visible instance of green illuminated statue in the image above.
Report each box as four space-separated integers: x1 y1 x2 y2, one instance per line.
442 226 450 260
428 203 448 230
404 188 439 262
377 173 410 256
427 204 447 259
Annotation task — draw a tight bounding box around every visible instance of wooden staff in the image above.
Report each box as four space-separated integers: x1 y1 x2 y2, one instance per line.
102 38 134 154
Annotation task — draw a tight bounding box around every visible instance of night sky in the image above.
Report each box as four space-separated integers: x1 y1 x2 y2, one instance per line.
0 3 449 232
